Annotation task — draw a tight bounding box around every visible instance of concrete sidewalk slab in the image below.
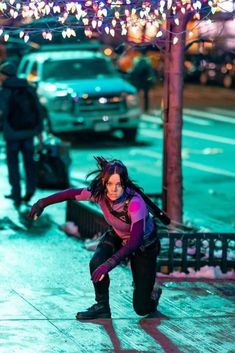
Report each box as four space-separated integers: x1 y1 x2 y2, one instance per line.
0 281 234 352
0 221 234 353
0 136 234 353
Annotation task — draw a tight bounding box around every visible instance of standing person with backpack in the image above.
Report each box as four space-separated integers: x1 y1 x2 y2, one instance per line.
28 156 170 320
0 61 43 207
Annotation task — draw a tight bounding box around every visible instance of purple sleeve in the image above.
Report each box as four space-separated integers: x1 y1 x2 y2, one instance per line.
106 219 144 270
128 197 148 230
39 188 89 207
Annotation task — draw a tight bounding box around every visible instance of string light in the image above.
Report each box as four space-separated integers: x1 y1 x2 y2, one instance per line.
24 34 30 43
0 0 228 45
156 30 163 38
4 33 9 42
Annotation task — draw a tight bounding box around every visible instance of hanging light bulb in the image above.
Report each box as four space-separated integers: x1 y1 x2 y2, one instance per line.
173 36 178 45
110 28 115 37
47 32 53 41
53 6 60 13
102 8 107 16
4 34 9 42
167 0 172 10
92 19 97 28
114 11 120 19
83 18 89 25
174 18 179 25
121 27 127 36
24 34 30 43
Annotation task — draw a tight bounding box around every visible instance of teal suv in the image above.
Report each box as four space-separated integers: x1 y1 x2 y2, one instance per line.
17 49 141 141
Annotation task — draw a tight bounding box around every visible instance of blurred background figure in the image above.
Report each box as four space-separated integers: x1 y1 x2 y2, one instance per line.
130 49 156 113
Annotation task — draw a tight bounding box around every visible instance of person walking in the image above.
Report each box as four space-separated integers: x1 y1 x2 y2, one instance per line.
0 61 43 207
28 156 170 320
130 50 156 112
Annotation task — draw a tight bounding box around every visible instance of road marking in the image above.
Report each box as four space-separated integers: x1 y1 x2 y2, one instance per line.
130 149 235 178
207 108 235 118
140 128 235 145
183 160 235 178
183 130 235 145
143 112 210 126
184 108 235 124
183 115 211 126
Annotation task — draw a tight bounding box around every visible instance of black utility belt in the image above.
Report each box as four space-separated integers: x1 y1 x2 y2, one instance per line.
139 232 158 252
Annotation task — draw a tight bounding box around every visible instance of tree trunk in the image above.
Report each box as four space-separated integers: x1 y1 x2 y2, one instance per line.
162 13 187 224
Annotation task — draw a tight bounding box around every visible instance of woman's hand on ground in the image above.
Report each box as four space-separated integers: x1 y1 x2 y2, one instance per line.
28 200 44 220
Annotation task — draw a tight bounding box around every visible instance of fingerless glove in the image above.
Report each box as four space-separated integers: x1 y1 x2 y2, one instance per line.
28 200 44 219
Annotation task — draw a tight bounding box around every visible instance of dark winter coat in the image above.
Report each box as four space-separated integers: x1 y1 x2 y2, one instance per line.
0 76 43 141
130 56 156 91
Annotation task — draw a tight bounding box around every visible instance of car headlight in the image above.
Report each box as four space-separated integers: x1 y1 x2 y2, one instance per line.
125 93 139 108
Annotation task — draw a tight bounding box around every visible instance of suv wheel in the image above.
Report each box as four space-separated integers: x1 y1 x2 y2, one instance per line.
123 128 137 142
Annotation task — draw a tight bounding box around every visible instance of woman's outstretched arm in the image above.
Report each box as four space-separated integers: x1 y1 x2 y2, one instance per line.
28 188 91 219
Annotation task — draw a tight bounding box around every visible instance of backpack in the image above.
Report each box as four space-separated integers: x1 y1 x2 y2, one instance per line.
8 86 41 131
134 58 152 76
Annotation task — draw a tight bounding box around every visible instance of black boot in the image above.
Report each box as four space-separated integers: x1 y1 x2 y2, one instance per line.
76 302 111 320
5 194 21 207
151 287 162 312
22 192 34 202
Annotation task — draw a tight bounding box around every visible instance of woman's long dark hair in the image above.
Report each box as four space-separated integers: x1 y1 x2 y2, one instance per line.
87 156 137 199
87 156 170 225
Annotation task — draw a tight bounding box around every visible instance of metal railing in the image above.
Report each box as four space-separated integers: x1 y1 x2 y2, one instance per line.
157 231 235 274
66 200 235 274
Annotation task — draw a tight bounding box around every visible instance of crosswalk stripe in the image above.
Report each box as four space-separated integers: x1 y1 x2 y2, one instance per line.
142 112 211 126
183 130 235 145
184 108 235 124
130 149 235 178
140 127 235 145
148 108 235 124
207 108 235 118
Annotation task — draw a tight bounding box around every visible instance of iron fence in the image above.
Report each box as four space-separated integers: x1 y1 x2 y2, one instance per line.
66 200 235 274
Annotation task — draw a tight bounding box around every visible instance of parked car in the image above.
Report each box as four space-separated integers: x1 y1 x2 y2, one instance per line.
17 49 141 141
199 52 235 89
184 53 205 83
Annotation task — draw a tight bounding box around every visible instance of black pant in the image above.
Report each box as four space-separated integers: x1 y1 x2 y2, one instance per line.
142 87 150 112
89 228 160 316
6 138 36 201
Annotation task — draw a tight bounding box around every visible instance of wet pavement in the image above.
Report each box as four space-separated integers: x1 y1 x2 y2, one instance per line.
0 142 235 353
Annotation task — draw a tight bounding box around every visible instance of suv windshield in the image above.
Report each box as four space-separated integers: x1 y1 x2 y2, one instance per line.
42 58 117 81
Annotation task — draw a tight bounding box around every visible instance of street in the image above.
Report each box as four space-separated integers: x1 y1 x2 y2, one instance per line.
63 87 235 232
